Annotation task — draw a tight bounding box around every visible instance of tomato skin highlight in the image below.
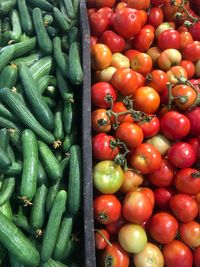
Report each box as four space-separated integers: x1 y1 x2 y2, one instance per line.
95 229 110 250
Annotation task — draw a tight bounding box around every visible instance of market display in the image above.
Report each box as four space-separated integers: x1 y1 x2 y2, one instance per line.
0 0 83 266
88 0 200 266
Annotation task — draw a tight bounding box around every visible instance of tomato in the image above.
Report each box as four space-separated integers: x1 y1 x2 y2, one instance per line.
115 122 144 149
148 7 164 28
132 25 155 52
110 102 134 125
133 86 160 114
138 10 148 27
124 49 140 61
160 111 191 141
174 168 200 195
162 240 193 267
158 48 182 71
95 0 116 8
92 133 119 160
89 12 110 36
98 66 117 82
111 68 139 96
137 116 160 138
179 60 195 79
106 216 127 235
195 60 200 77
92 108 111 133
111 53 130 69
194 246 200 267
147 46 161 65
99 242 130 267
133 242 164 267
90 35 98 51
131 53 153 75
180 31 193 50
146 69 169 94
93 160 124 194
113 8 142 39
95 229 110 249
120 170 143 193
137 187 155 207
148 212 178 244
148 158 174 187
179 221 200 248
93 195 121 224
130 143 162 174
122 190 153 224
186 107 200 137
99 30 126 53
127 0 150 9
118 223 148 254
91 82 117 108
92 43 112 70
151 0 167 6
189 21 200 41
155 22 174 39
135 72 146 88
146 134 171 155
169 194 198 223
167 142 196 169
158 29 181 50
188 138 200 162
166 66 188 85
162 0 182 20
182 41 200 62
154 187 176 210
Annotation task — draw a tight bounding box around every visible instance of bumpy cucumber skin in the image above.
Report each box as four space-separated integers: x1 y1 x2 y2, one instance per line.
0 46 15 73
0 177 15 206
17 0 33 36
68 42 83 85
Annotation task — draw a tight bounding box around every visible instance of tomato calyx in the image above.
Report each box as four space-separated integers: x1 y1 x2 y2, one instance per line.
98 118 109 126
104 254 113 267
94 229 112 247
191 172 200 177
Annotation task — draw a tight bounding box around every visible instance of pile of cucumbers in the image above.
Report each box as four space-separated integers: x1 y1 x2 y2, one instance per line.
0 0 83 266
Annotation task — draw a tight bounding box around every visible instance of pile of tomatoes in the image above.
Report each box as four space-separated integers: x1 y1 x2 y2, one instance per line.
88 0 200 266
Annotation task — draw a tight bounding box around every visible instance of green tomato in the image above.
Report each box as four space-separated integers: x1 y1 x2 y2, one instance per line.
93 160 124 194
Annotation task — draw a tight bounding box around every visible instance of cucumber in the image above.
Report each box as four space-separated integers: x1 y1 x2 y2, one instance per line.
12 52 42 67
60 155 70 175
53 37 67 78
0 45 14 73
68 42 83 85
64 0 76 19
0 211 40 266
63 102 74 134
54 101 64 141
62 132 78 153
0 88 55 144
0 177 15 206
0 128 9 151
72 0 80 17
45 181 60 214
9 252 26 267
19 64 54 131
30 56 52 81
38 141 62 182
30 184 47 231
67 145 82 215
0 64 18 89
58 239 79 261
61 36 69 52
68 27 79 46
0 0 16 16
2 17 11 32
20 129 38 203
17 0 33 36
53 7 70 33
56 68 73 102
53 215 73 261
0 147 12 173
7 144 16 162
42 258 68 267
44 14 54 27
0 115 21 131
37 161 48 186
46 26 59 39
43 96 56 109
27 0 53 12
41 190 67 262
12 207 30 234
5 162 22 176
54 149 62 162
8 129 22 152
58 1 70 22
0 200 12 220
32 8 53 55
38 75 52 95
0 243 6 267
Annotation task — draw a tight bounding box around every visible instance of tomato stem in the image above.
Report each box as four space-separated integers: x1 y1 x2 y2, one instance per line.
94 229 112 247
104 94 114 109
191 172 200 177
122 96 134 110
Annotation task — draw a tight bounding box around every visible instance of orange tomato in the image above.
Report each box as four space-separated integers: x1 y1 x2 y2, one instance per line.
166 66 188 84
131 53 153 75
147 46 161 66
179 60 195 79
180 31 193 50
146 69 169 94
120 170 143 193
127 0 150 10
92 43 112 70
92 108 112 133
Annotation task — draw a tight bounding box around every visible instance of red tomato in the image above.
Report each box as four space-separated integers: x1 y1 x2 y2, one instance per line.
148 212 178 244
137 116 160 138
148 158 174 187
120 170 143 193
179 60 195 79
154 187 176 210
92 133 119 160
146 69 169 94
91 108 111 133
89 12 110 36
127 0 150 9
99 242 130 267
90 35 98 51
132 25 155 52
160 111 190 141
158 29 181 50
130 143 162 174
169 194 198 223
189 21 200 41
124 49 140 61
88 8 97 17
148 7 164 28
182 41 200 62
180 31 193 49
95 229 110 250
188 138 200 162
186 107 200 137
138 10 148 27
99 30 126 53
162 240 193 267
93 195 121 225
113 8 142 39
106 216 126 235
91 82 117 108
110 102 134 125
115 122 144 149
162 0 182 20
174 168 200 195
179 221 200 248
133 86 160 114
151 0 167 6
137 187 155 207
135 72 146 88
95 0 116 8
122 190 153 224
131 53 153 75
111 68 139 96
194 246 200 267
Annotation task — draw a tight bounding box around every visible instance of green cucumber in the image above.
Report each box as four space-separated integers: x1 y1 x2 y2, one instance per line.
64 0 76 19
68 27 79 46
45 181 60 214
44 14 54 27
54 149 63 162
63 102 74 135
53 215 73 261
43 96 56 109
62 132 78 153
53 37 67 78
0 45 14 73
60 155 70 175
0 200 12 220
30 184 47 230
32 8 53 55
53 7 70 33
8 129 22 152
46 26 59 39
67 145 82 215
56 68 73 102
30 56 52 81
61 36 69 52
0 0 16 16
0 211 40 266
17 0 33 36
37 161 47 186
19 64 54 131
7 145 16 162
38 141 62 182
12 52 42 67
0 147 12 173
2 17 11 32
38 75 52 95
54 101 64 141
41 190 67 262
0 64 18 89
5 162 22 176
0 177 15 206
20 129 38 202
0 128 9 151
58 1 70 22
72 0 80 17
0 116 21 131
68 42 83 85
9 252 26 267
41 258 68 267
27 0 53 12
0 88 55 144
